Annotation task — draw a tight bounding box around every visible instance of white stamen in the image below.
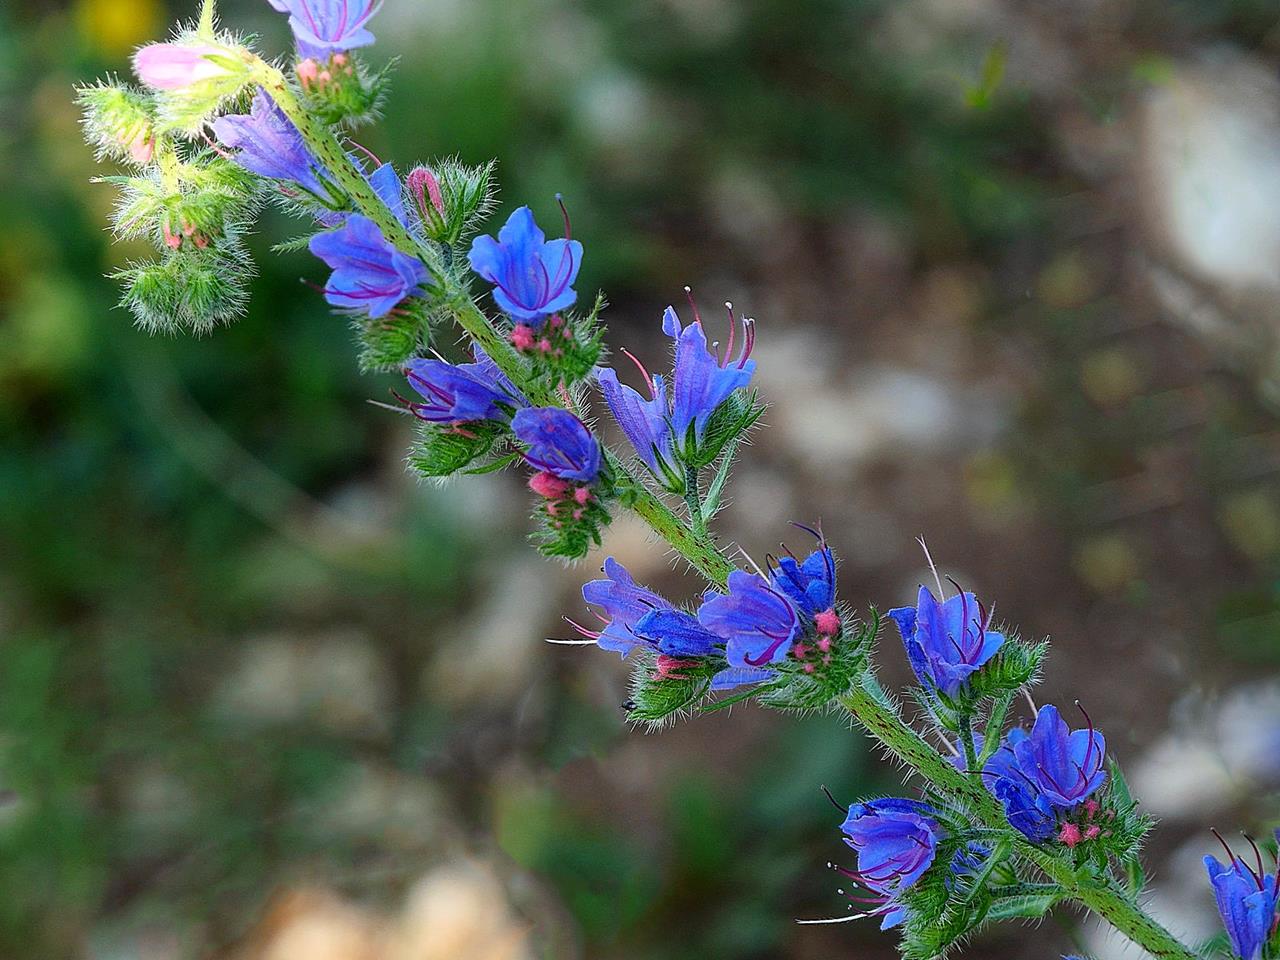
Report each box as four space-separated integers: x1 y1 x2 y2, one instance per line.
543 638 598 645
917 536 946 599
796 913 867 925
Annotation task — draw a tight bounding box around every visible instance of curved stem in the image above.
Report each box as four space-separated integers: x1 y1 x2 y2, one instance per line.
260 59 1199 960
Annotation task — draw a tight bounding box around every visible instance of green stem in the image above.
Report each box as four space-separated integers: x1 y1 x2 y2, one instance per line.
684 463 707 538
960 713 978 774
263 59 1198 960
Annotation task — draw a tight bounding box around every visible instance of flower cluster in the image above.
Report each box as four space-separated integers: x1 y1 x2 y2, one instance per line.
597 299 758 491
81 7 1253 960
576 530 841 693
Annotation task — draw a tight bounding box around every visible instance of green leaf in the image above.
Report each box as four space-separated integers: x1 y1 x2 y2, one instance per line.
985 888 1062 921
408 420 504 478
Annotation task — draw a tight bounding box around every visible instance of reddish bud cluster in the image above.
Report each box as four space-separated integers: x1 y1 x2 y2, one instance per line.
1058 797 1113 848
163 219 209 250
297 52 352 91
528 470 593 528
790 607 841 674
510 314 570 358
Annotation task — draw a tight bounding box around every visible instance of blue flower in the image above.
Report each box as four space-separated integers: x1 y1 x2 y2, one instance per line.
402 346 526 424
839 798 942 930
598 302 756 487
578 557 672 657
769 534 836 619
698 570 799 685
980 705 1107 841
266 0 382 61
309 215 429 318
1011 704 1107 809
596 366 678 484
887 585 1005 697
468 206 582 325
665 305 755 455
212 88 338 201
511 407 600 483
1205 843 1279 960
633 608 722 659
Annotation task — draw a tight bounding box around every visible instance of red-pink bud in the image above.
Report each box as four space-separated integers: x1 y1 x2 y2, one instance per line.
573 486 591 505
529 471 570 500
814 609 841 636
125 130 155 164
134 42 231 90
296 58 321 88
407 166 446 221
1084 824 1101 840
510 324 536 352
1058 823 1082 848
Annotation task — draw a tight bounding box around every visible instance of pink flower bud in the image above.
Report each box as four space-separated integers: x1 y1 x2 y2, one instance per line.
162 223 183 250
126 131 155 164
814 609 841 636
510 324 536 352
1058 823 1083 848
407 166 446 221
296 58 321 88
573 486 591 505
134 42 231 90
528 471 570 500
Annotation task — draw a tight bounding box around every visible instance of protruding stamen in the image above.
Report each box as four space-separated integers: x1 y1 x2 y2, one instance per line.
820 784 848 814
563 615 602 640
917 536 946 599
684 285 703 325
556 192 572 239
723 301 737 366
620 348 658 401
738 317 756 369
1076 700 1098 774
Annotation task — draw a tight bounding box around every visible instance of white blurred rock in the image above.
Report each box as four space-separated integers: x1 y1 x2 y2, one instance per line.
214 631 393 740
1141 51 1280 293
1129 682 1280 819
389 860 532 960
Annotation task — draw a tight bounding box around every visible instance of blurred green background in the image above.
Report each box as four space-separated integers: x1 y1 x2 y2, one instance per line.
2 0 1279 957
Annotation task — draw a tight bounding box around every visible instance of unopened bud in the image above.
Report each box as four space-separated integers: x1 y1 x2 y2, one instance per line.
407 166 447 231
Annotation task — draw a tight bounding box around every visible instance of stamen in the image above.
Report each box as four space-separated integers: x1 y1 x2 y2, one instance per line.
796 914 864 925
347 139 383 167
556 192 572 239
621 348 658 401
563 615 602 639
1076 700 1098 774
723 301 737 367
684 285 703 325
544 637 598 645
820 784 848 814
737 318 756 369
1244 833 1267 887
917 536 946 599
1211 828 1238 867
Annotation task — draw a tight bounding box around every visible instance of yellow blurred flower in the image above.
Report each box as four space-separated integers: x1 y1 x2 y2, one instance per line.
75 0 161 59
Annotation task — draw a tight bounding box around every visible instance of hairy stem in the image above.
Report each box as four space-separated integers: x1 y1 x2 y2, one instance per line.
264 59 1198 959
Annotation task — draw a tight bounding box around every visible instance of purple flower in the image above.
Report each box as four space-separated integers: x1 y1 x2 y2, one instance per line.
1205 841 1279 960
980 728 1058 841
887 585 1005 697
698 570 800 684
266 0 382 61
1011 704 1107 809
510 407 600 483
633 608 722 659
768 533 836 619
213 88 338 201
468 206 582 324
578 558 672 657
308 215 429 318
402 346 526 424
597 302 756 486
839 798 942 930
596 366 678 484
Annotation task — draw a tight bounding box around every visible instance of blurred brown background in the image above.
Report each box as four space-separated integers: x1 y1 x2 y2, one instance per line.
1 0 1278 957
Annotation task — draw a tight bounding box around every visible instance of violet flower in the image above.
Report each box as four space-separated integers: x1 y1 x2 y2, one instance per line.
468 206 582 325
266 0 382 61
